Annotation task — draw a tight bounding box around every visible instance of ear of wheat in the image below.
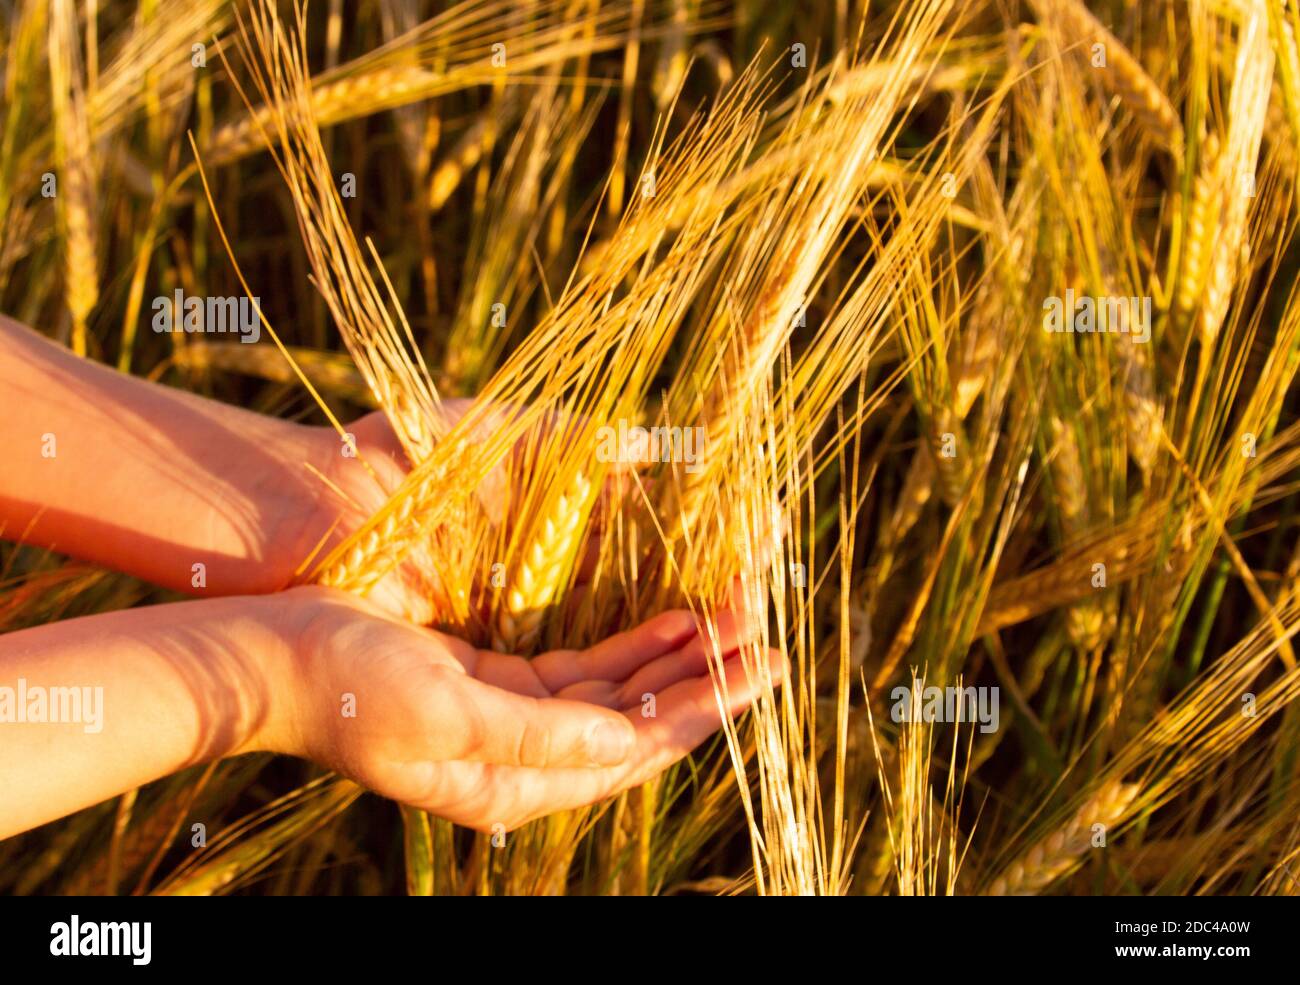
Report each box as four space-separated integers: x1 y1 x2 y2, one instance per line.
985 780 1139 896
1198 0 1273 348
48 0 98 356
1176 132 1222 324
1039 0 1182 150
493 471 592 653
13 0 1300 903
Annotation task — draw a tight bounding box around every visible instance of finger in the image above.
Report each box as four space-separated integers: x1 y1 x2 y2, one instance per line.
461 648 786 827
530 609 699 691
543 646 786 823
552 619 758 709
527 606 758 703
555 624 751 711
613 611 737 704
551 679 622 707
465 652 647 712
629 646 787 766
469 651 551 699
614 607 757 701
463 609 702 700
434 673 637 770
614 645 712 708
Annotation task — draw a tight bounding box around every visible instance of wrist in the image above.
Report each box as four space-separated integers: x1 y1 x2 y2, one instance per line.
237 584 388 762
252 422 348 590
225 591 312 759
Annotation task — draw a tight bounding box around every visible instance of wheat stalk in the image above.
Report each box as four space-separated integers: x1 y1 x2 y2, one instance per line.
48 0 98 356
1198 0 1273 347
493 471 592 653
927 406 970 507
207 65 441 164
1176 133 1222 324
172 340 376 406
1043 0 1182 150
985 779 1139 896
229 0 444 465
1046 415 1114 650
313 444 469 595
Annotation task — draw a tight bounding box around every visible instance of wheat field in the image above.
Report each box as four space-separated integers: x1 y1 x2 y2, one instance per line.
2 0 1300 897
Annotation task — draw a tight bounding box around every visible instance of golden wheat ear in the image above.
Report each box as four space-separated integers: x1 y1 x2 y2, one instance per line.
493 471 592 654
984 780 1140 896
48 0 98 356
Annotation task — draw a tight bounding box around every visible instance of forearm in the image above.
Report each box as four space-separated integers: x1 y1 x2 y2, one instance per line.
0 594 293 839
0 315 323 594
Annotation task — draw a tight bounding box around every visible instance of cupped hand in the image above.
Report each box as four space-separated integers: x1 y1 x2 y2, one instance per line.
267 585 781 831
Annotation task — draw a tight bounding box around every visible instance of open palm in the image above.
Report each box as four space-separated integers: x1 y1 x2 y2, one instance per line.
283 587 780 830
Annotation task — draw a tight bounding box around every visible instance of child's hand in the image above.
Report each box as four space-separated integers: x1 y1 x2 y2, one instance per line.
269 586 779 831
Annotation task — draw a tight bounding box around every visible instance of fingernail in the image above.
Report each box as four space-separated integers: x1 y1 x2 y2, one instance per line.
587 720 632 766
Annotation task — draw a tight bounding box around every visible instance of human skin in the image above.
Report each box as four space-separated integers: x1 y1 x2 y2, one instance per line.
0 316 778 839
0 313 426 616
